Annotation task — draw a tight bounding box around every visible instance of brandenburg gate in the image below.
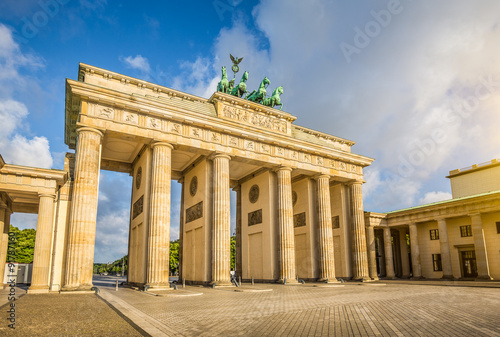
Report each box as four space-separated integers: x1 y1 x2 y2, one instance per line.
3 63 376 291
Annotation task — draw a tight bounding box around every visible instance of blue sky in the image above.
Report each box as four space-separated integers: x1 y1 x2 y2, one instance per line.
1 0 500 262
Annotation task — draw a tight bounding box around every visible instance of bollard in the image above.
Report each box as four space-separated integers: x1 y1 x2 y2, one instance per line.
251 276 254 286
183 277 185 289
284 278 287 285
239 276 241 286
115 279 118 291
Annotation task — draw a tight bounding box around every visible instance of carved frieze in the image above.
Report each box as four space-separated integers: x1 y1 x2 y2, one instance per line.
248 209 262 226
186 201 203 223
97 106 114 119
148 117 161 129
222 105 288 133
332 215 340 229
191 127 201 138
170 123 181 134
293 212 306 228
229 136 238 147
132 195 144 219
123 112 138 124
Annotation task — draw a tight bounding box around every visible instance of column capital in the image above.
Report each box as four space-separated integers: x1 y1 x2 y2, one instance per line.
347 179 364 186
435 217 447 223
313 174 331 181
76 127 104 138
38 193 56 200
232 185 241 192
177 177 185 184
468 212 482 218
150 141 174 150
209 152 231 161
274 166 292 173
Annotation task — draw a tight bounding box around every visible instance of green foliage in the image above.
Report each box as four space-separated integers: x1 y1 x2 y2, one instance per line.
93 255 128 275
231 235 235 271
8 224 36 263
169 239 179 275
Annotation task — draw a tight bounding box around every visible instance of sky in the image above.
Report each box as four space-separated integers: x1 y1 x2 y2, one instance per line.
1 0 499 263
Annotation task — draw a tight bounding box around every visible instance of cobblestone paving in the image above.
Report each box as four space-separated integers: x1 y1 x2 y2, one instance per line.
0 291 145 336
108 283 500 336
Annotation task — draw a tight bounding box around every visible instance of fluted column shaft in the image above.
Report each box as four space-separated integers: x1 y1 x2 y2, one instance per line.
0 207 9 285
147 142 173 287
470 214 491 280
234 186 242 279
30 194 56 291
63 127 103 290
316 175 336 282
178 178 185 280
383 227 396 279
399 229 410 278
277 167 297 283
349 182 370 280
376 232 386 276
212 154 231 285
408 223 422 278
366 225 379 280
437 218 453 279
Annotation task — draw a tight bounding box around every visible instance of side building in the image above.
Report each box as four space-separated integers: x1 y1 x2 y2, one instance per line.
366 159 500 280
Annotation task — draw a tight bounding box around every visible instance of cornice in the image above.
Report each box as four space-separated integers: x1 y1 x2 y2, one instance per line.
65 79 374 167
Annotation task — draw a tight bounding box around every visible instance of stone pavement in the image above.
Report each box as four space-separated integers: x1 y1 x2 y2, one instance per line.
1 278 500 336
0 284 146 336
99 279 500 337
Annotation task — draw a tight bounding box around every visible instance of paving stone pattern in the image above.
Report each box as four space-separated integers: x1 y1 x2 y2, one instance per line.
109 283 500 336
0 292 145 336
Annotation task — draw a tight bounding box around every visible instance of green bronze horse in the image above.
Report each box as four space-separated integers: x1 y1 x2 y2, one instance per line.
216 66 230 94
262 86 284 110
230 71 248 98
247 76 270 103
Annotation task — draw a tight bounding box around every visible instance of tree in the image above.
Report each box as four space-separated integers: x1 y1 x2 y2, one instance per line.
169 239 179 275
231 235 235 271
8 224 36 263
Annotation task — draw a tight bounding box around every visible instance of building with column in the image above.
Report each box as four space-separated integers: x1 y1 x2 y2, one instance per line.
366 159 500 280
0 63 380 292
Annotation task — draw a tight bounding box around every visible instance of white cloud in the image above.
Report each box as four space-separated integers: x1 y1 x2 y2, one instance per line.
418 191 452 206
120 54 151 73
0 25 52 168
192 0 500 211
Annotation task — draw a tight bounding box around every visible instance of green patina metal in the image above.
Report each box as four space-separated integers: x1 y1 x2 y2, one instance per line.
230 71 248 98
216 54 285 110
262 86 284 110
247 76 271 104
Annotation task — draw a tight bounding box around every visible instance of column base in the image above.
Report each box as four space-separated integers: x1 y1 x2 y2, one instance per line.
210 281 233 287
441 275 454 280
145 283 171 291
27 286 49 294
61 284 93 292
383 276 397 280
280 278 299 285
411 276 425 280
318 278 341 284
476 275 493 281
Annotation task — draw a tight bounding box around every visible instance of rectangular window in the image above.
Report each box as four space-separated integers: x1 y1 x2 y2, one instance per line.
496 222 500 234
432 254 442 271
460 225 472 237
429 229 439 240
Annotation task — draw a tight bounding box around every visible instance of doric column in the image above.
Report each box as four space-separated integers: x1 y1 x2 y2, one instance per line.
383 227 396 279
376 232 386 276
178 177 185 280
399 229 410 278
349 181 370 280
29 193 56 293
277 167 297 283
436 218 453 279
470 214 492 280
365 225 379 280
316 175 337 282
234 185 242 279
0 205 8 286
63 127 103 291
212 154 231 285
146 142 174 288
408 223 422 279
